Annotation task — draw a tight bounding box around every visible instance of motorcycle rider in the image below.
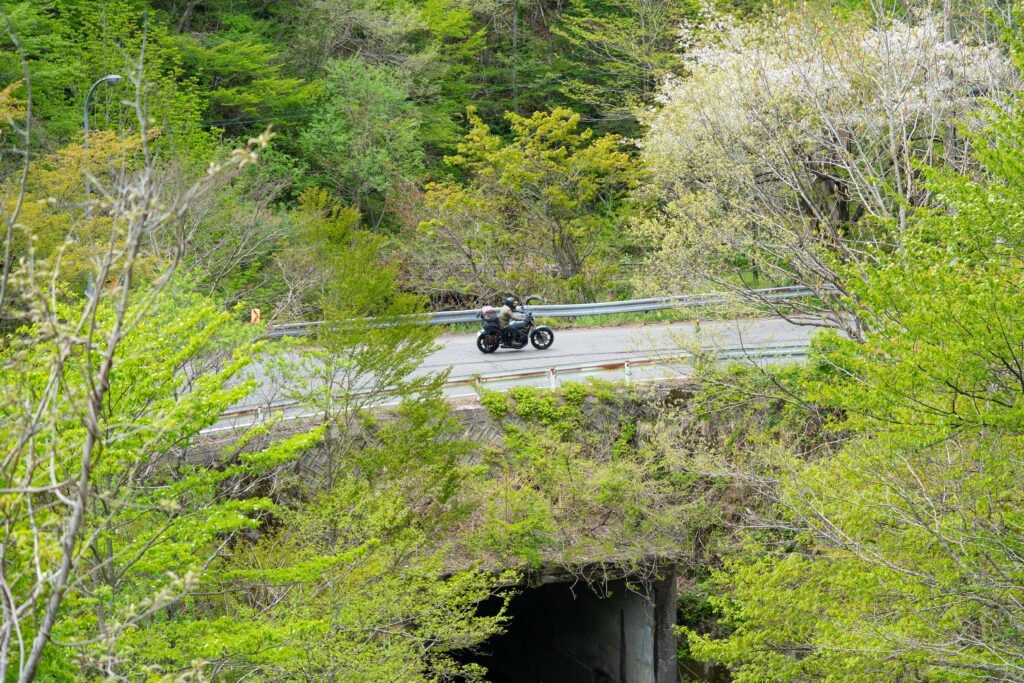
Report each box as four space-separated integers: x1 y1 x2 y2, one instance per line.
498 296 525 346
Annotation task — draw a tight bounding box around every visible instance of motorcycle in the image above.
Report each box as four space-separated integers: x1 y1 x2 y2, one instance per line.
476 308 554 354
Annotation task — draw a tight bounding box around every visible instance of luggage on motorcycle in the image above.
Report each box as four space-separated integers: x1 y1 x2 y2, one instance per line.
480 305 500 331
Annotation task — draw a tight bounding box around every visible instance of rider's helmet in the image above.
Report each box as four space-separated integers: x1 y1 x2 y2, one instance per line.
504 296 516 309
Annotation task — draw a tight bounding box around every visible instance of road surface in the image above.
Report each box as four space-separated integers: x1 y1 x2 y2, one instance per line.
418 316 813 378
206 317 820 433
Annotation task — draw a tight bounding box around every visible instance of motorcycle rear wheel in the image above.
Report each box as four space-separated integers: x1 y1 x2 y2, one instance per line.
475 333 499 356
530 328 554 350
477 333 500 353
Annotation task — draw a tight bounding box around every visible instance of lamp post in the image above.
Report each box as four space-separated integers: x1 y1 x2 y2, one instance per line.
84 73 123 149
84 74 123 205
83 74 122 297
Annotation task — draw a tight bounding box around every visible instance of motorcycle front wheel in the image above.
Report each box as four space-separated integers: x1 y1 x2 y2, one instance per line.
530 328 554 350
477 333 500 353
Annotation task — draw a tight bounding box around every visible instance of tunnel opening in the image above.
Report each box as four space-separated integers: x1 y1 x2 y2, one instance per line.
457 572 676 683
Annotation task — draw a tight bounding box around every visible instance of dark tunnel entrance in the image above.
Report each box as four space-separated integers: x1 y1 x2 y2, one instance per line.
458 572 677 683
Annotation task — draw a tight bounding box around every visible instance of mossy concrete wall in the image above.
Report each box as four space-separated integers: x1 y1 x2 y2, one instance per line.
189 379 701 469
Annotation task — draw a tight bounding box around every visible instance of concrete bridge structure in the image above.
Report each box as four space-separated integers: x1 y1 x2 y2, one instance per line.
193 379 721 683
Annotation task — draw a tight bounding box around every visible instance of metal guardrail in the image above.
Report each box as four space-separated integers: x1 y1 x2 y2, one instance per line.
266 286 817 338
203 343 809 434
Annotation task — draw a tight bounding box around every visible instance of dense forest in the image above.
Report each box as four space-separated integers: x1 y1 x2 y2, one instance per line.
3 0 1024 680
0 0 716 319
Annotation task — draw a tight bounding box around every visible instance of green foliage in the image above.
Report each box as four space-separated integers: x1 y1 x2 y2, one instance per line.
510 383 587 437
552 0 691 124
297 58 425 223
22 2 1024 677
268 189 444 491
2 130 158 292
479 388 512 418
686 86 1024 681
685 359 836 456
119 384 510 681
0 288 316 675
611 418 637 459
584 376 620 403
478 485 556 568
174 31 320 127
2 138 507 678
421 107 641 301
675 579 723 665
633 1 1015 335
0 0 776 673
288 185 364 313
467 383 696 572
1 199 507 679
1 0 770 307
0 0 801 308
0 0 210 154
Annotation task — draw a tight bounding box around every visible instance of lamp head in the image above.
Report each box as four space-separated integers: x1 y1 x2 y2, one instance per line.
101 74 123 85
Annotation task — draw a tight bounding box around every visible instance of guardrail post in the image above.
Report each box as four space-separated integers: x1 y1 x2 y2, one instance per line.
474 376 482 395
623 360 631 384
548 367 558 390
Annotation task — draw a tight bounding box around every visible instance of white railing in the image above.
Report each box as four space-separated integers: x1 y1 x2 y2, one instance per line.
204 343 809 434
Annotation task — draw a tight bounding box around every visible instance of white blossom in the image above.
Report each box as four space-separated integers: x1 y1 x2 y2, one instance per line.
632 4 1020 334
647 10 1017 162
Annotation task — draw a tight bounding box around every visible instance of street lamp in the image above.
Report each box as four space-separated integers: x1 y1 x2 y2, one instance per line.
84 74 122 153
83 74 121 297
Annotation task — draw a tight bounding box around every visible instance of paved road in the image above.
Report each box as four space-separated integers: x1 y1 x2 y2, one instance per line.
207 317 819 433
418 316 814 378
